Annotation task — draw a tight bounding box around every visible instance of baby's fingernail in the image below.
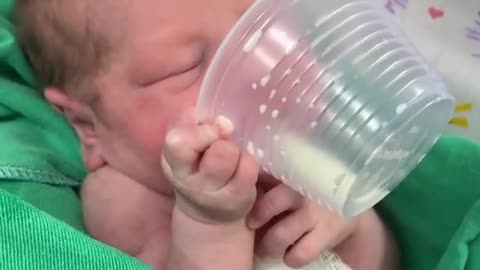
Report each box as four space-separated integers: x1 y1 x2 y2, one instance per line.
165 129 182 146
215 115 234 136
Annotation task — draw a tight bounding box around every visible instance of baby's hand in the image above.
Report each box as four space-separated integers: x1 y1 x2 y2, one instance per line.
249 177 356 268
162 111 259 224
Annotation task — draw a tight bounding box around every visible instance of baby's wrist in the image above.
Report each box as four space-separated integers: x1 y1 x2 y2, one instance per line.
173 191 252 225
171 203 254 244
169 204 255 270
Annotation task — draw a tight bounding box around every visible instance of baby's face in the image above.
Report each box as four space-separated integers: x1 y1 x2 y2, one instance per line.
89 0 253 190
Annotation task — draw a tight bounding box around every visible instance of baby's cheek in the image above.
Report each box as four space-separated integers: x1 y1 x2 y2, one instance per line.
126 85 198 163
133 122 168 161
119 108 168 163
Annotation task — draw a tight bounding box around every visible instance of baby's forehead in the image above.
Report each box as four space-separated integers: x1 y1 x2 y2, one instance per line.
86 1 173 51
86 1 132 41
87 0 251 65
89 1 206 47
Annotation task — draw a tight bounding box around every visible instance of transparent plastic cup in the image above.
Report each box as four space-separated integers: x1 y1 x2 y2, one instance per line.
196 0 455 216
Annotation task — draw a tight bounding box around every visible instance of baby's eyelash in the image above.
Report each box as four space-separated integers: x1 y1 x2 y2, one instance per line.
139 61 199 87
144 60 203 91
162 55 204 80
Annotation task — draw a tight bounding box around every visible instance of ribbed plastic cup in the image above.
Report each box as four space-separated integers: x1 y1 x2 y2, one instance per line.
196 0 454 216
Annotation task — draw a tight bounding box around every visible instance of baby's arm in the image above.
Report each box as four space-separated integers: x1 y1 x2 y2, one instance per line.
82 114 259 270
162 114 259 270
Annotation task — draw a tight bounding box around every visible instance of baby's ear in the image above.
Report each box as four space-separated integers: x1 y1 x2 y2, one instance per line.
44 87 105 171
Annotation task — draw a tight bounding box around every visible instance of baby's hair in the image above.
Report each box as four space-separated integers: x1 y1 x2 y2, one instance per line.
14 0 110 102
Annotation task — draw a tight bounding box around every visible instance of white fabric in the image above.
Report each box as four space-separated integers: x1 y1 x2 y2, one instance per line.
385 0 480 142
254 251 352 270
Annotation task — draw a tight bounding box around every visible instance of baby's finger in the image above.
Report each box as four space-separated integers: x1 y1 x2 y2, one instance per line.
185 153 257 222
285 210 354 268
196 140 240 191
285 230 325 268
256 201 317 259
176 115 233 155
248 184 303 229
284 225 329 268
163 124 219 180
163 129 196 179
220 152 259 203
162 109 206 179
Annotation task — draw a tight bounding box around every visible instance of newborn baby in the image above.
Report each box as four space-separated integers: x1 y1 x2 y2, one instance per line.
14 0 397 269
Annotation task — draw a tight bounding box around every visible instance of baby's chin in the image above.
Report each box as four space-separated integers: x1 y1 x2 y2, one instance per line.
108 160 175 196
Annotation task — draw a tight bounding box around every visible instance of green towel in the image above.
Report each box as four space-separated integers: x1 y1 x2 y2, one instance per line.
0 2 148 269
0 0 85 186
377 136 480 270
2 1 480 270
0 186 151 270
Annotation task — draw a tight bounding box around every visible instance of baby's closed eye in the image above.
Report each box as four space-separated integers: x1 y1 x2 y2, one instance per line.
140 55 204 89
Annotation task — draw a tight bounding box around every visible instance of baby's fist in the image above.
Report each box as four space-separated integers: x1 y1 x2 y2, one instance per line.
162 112 259 224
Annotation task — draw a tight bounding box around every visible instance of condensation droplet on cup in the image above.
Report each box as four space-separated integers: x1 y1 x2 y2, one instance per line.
247 141 255 156
266 125 271 130
310 35 323 49
243 30 263 53
257 149 265 159
280 151 287 158
297 185 305 196
315 15 328 27
260 75 271 87
251 83 257 90
272 110 279 119
305 191 314 201
396 103 407 115
273 135 280 142
296 98 302 103
282 97 287 103
409 126 420 134
334 173 346 186
310 121 318 128
269 89 276 100
309 103 315 109
285 41 297 55
259 104 267 114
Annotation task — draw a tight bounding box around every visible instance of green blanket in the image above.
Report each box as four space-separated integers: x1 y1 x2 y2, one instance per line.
1 1 480 269
378 136 480 270
0 1 85 185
